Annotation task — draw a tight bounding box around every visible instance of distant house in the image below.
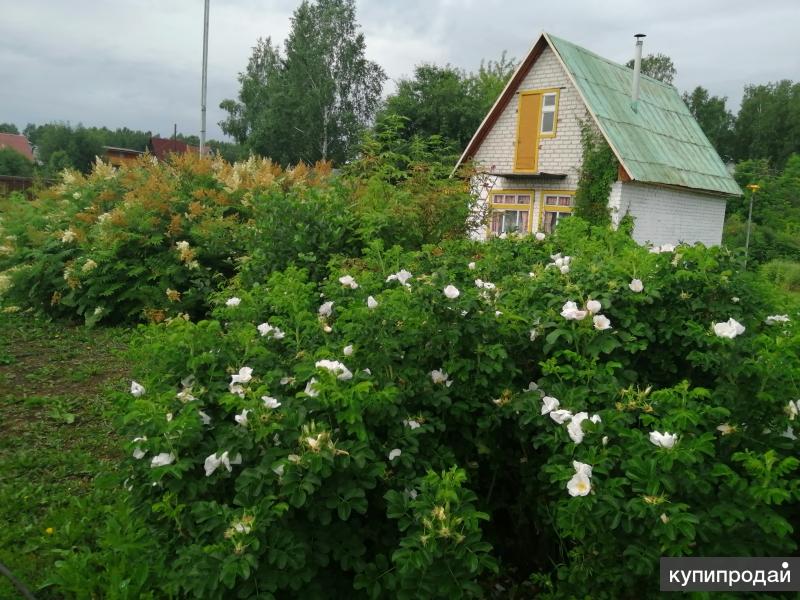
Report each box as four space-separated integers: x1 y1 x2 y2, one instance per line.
0 133 35 162
147 137 198 161
102 137 198 167
104 146 144 167
454 33 741 246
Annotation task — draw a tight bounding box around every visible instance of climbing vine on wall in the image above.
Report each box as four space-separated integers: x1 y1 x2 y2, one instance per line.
574 121 618 226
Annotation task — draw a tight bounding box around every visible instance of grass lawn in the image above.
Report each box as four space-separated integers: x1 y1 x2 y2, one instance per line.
0 312 131 598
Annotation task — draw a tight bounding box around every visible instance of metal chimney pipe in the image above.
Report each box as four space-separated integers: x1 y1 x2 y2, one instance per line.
631 33 646 112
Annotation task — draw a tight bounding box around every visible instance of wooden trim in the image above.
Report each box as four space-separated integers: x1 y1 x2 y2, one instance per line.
538 88 561 138
538 189 576 230
618 163 632 182
487 189 535 237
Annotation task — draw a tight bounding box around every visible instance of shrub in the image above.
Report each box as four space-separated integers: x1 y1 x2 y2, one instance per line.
0 155 331 324
1 144 479 324
96 219 799 598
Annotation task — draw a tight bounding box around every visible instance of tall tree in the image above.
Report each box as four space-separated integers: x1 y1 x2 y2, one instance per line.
625 53 676 85
682 86 735 160
377 53 516 150
0 123 19 134
0 147 34 177
732 80 800 168
220 0 385 166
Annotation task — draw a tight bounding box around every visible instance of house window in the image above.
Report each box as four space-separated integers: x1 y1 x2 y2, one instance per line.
489 191 532 236
541 193 574 234
492 210 529 235
541 93 557 135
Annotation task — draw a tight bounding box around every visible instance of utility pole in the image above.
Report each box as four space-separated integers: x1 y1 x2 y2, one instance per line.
200 0 210 156
743 183 759 271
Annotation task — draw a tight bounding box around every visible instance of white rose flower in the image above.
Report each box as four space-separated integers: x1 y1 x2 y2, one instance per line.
430 369 452 386
304 378 319 397
386 269 413 286
467 262 476 270
130 381 145 397
204 450 242 477
262 396 281 409
343 344 353 356
404 419 421 429
586 300 601 314
318 301 334 317
593 314 612 330
629 279 644 293
150 452 176 468
388 448 402 461
198 410 212 425
560 301 587 321
443 285 460 299
541 396 560 415
257 322 286 339
535 232 546 241
649 430 678 449
315 359 353 381
338 275 358 289
567 412 589 444
235 408 250 427
367 296 378 309
713 318 745 339
567 461 593 497
549 409 573 424
230 367 253 385
226 297 241 307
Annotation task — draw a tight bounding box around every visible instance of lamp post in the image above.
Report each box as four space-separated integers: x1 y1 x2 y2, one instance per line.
743 183 759 271
200 0 210 156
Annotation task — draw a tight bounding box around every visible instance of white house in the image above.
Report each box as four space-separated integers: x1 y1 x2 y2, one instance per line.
454 33 742 245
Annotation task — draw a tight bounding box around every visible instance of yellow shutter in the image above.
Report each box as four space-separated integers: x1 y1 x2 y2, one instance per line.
515 93 540 171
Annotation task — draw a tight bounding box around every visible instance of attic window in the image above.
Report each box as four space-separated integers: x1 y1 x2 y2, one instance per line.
541 93 557 134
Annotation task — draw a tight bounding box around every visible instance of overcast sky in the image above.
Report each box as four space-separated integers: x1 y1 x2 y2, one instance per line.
1 0 797 141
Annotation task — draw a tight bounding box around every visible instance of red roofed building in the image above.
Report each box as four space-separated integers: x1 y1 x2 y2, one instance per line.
0 133 34 161
147 137 198 161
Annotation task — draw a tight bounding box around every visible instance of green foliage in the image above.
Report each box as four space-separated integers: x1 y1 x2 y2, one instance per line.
682 86 736 161
625 53 676 85
0 154 283 324
761 259 800 294
573 123 617 226
220 0 386 166
723 154 800 265
0 122 19 134
732 80 800 167
0 147 34 177
85 217 800 598
376 53 515 151
24 123 104 174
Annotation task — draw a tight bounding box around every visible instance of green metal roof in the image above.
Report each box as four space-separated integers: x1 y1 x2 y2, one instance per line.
546 33 742 196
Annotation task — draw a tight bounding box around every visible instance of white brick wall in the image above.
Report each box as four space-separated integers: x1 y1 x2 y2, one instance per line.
616 182 727 246
473 46 590 189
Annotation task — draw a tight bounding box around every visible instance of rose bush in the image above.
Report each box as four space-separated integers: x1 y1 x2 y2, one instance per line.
71 218 800 598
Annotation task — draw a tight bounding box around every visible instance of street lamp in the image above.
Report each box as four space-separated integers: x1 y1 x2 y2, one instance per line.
743 183 759 271
200 0 210 156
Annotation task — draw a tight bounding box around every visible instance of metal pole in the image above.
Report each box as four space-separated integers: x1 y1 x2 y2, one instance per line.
743 184 759 271
200 0 210 156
